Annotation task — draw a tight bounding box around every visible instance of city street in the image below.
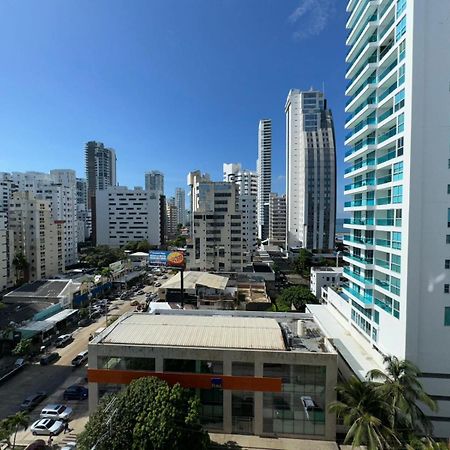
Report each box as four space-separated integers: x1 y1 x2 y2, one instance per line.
1 283 160 447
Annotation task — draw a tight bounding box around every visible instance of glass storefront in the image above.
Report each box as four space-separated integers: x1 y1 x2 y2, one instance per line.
263 364 326 436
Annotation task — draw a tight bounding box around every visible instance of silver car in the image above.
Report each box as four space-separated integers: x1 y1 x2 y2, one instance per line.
31 418 64 436
40 404 73 421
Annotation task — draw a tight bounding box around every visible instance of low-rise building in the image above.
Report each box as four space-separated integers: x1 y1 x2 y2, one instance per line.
310 267 344 300
88 310 337 440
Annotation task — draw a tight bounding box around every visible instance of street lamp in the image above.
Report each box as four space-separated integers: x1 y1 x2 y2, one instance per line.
336 250 342 268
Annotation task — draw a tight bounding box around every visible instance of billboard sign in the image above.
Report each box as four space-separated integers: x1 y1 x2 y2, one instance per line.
109 260 124 274
149 251 185 268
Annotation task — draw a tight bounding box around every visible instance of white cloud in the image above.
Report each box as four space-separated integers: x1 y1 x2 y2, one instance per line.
289 0 336 40
277 174 286 181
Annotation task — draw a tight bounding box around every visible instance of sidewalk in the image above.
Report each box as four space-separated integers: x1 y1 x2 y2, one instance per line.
209 433 339 450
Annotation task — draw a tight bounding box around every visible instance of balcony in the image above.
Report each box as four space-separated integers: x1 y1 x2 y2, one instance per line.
344 252 374 266
376 218 402 227
342 284 374 305
344 267 374 285
345 135 376 159
377 175 392 186
344 235 374 246
375 258 390 269
375 278 390 291
346 52 378 82
344 217 375 226
344 199 375 208
378 126 397 144
345 116 377 144
377 107 394 124
377 148 397 165
378 59 397 84
344 178 376 191
345 158 376 176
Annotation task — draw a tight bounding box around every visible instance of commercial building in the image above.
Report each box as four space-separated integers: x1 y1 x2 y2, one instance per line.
95 186 160 248
310 267 344 300
334 0 450 436
285 90 336 251
175 188 186 226
186 171 244 272
223 164 258 261
269 193 287 247
9 192 65 282
88 310 337 440
257 119 272 241
145 170 164 194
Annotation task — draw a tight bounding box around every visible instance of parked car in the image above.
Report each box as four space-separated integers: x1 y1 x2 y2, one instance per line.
71 351 88 367
20 392 47 411
78 318 92 327
63 385 88 400
89 311 101 320
161 275 168 279
300 396 324 421
137 290 145 295
130 300 139 306
30 418 64 436
55 334 72 348
60 442 77 450
40 404 73 421
40 353 59 366
154 282 161 287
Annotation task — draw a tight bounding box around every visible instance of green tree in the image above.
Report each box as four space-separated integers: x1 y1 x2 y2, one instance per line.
82 246 125 269
367 356 437 436
12 339 32 357
294 249 313 277
78 377 210 450
0 411 29 450
329 376 401 450
276 285 319 312
406 435 449 450
136 240 152 252
79 307 89 319
12 253 29 284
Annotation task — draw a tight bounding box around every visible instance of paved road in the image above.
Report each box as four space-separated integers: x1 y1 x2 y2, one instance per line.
5 282 163 447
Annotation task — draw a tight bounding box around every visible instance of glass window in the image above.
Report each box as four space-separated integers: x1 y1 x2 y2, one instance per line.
163 359 196 373
391 276 401 296
391 254 401 273
399 41 406 61
232 362 254 376
394 89 405 111
447 185 450 194
98 356 155 371
445 307 450 326
445 284 450 294
393 185 403 204
393 162 403 181
396 16 407 41
232 392 254 434
447 235 450 244
445 260 450 269
397 113 405 132
397 0 407 16
200 388 223 430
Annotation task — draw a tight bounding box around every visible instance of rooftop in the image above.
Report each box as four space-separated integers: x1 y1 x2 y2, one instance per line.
311 267 343 273
93 310 332 354
3 280 71 301
160 271 229 291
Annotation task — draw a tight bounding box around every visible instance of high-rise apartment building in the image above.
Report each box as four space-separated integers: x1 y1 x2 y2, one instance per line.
285 89 336 251
76 178 91 242
145 170 164 194
175 188 186 226
186 171 243 272
9 171 78 267
223 163 258 260
166 200 179 239
0 213 8 291
333 0 450 435
85 141 117 243
257 119 272 241
96 187 161 248
9 192 64 281
269 193 287 247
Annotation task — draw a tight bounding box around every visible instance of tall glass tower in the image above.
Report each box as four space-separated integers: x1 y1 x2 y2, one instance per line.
342 0 450 435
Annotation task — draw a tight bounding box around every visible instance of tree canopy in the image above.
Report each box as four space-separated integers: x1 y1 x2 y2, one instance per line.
78 377 210 450
275 285 319 312
81 246 125 269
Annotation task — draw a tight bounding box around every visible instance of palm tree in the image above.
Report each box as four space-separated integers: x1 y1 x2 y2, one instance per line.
406 435 449 450
329 376 401 450
10 411 28 450
367 356 437 435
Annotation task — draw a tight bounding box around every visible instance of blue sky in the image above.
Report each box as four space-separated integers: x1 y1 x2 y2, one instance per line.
0 0 348 214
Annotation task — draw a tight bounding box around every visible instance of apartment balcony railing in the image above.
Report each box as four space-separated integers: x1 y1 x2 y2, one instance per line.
344 267 374 284
379 16 395 41
342 283 374 305
344 235 374 245
378 59 397 84
345 158 376 175
344 178 376 191
377 175 392 185
376 218 402 227
377 148 397 164
375 238 402 250
378 81 397 102
344 252 374 265
345 199 375 208
345 217 375 226
377 107 394 123
346 54 378 93
345 135 376 158
375 258 390 269
378 126 397 144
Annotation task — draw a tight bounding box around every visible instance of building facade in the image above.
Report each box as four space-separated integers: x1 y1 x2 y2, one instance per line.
76 178 91 243
0 213 8 291
95 186 160 248
9 192 64 282
88 310 337 440
166 199 179 239
310 267 344 300
257 119 272 241
285 90 336 251
337 0 450 436
269 193 287 247
186 171 244 272
223 164 258 261
145 170 164 194
175 188 186 226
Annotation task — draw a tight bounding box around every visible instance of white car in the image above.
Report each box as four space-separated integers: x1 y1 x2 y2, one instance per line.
31 418 64 436
40 404 73 421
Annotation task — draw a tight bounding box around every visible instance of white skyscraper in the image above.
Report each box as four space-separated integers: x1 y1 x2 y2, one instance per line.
175 187 186 226
145 170 164 194
223 163 258 260
257 119 272 241
328 0 450 436
285 89 336 251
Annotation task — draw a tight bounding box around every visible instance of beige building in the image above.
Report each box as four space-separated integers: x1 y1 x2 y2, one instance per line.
9 192 64 282
0 213 8 291
186 171 244 272
88 310 337 440
269 193 286 247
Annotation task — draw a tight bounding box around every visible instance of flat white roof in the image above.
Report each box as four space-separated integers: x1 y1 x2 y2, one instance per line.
307 304 384 380
98 314 285 351
160 271 229 291
44 309 78 324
